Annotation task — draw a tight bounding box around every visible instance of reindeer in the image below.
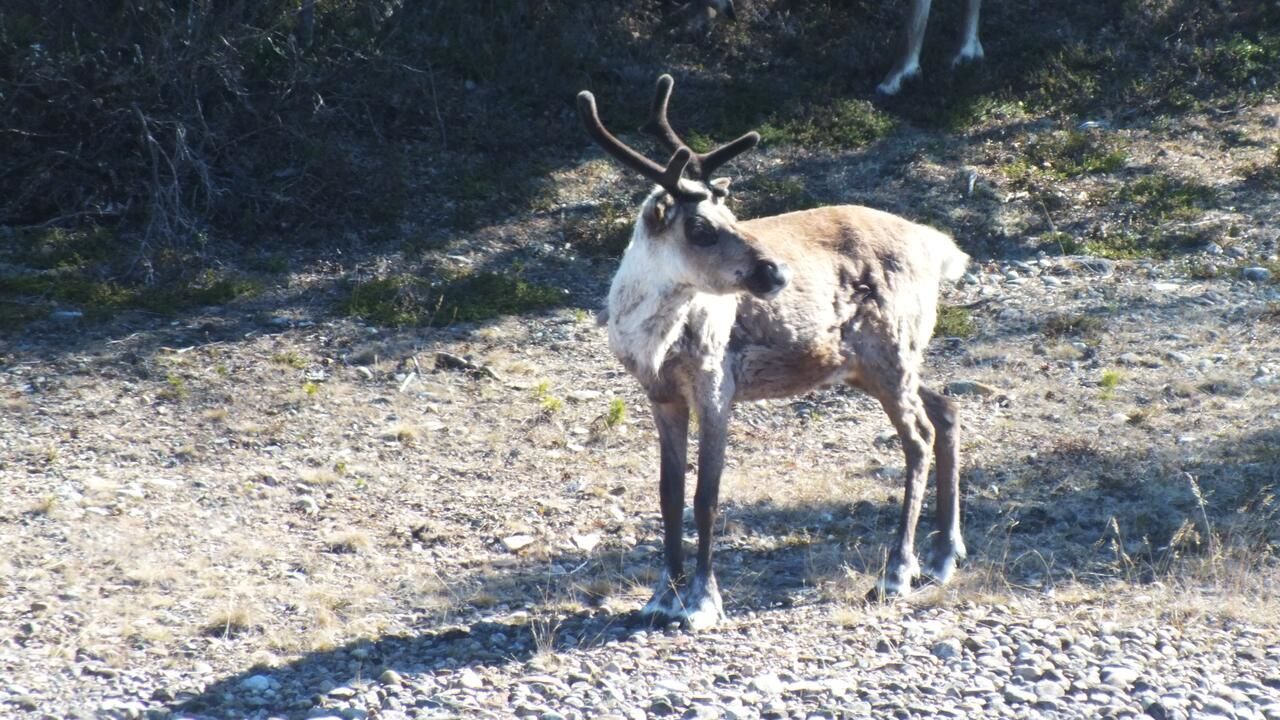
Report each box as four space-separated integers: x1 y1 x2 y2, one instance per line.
671 0 984 95
576 74 970 629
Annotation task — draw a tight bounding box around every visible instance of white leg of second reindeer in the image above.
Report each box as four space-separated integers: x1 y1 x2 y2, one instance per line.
952 0 984 66
878 0 932 95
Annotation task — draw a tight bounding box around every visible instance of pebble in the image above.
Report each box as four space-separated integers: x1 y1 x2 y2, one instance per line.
1242 266 1273 282
1004 685 1038 704
1101 666 1141 688
750 673 785 696
502 534 537 552
932 638 962 660
240 674 272 693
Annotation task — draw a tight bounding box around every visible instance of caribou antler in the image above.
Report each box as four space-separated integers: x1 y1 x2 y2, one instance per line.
577 91 706 202
642 74 760 181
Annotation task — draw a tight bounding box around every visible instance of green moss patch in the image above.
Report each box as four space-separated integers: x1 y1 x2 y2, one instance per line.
758 99 895 151
933 305 976 338
342 270 564 327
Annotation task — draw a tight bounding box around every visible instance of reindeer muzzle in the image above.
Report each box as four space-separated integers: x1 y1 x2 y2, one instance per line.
746 258 790 298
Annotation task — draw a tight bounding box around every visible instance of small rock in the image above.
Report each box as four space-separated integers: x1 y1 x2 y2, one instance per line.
1076 257 1116 276
1243 266 1273 283
750 673 785 696
572 533 601 552
1035 681 1066 700
458 668 484 690
1004 686 1037 704
567 390 603 402
1100 666 1140 688
1164 351 1191 364
647 696 676 716
932 638 962 660
655 678 690 695
355 366 375 380
379 669 404 687
50 310 84 322
294 496 320 515
1012 665 1041 681
328 686 358 699
502 534 536 553
240 674 272 693
1199 697 1237 717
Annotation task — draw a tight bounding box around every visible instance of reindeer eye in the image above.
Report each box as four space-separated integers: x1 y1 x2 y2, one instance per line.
688 220 719 247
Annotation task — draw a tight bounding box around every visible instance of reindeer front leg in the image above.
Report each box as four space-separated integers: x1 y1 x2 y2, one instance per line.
642 400 690 621
681 383 733 630
682 421 728 628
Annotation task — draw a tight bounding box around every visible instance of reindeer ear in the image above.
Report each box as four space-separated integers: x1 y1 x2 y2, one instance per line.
642 192 678 230
709 177 732 203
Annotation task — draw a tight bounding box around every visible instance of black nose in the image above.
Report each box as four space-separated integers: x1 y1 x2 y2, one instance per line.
747 259 790 297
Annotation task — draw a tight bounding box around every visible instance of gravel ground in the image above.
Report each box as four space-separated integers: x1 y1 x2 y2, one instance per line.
4 100 1280 719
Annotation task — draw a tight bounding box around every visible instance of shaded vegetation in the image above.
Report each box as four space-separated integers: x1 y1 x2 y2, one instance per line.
2 0 1278 327
341 271 564 327
1001 130 1128 183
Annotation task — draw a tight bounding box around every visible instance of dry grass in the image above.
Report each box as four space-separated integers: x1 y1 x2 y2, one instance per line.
325 529 374 554
298 467 339 487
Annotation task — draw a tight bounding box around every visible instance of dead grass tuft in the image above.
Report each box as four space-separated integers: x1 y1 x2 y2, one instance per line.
298 467 339 486
325 530 373 554
203 601 260 638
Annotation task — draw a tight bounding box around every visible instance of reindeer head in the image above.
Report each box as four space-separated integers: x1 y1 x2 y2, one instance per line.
577 75 790 299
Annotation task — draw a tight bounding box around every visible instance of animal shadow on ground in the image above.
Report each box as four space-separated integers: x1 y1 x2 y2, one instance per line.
174 424 1278 718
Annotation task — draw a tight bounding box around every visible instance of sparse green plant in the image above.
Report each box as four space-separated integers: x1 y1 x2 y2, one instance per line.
758 99 894 150
934 305 976 338
1002 130 1126 183
605 398 626 428
302 381 320 397
271 351 308 369
159 373 189 401
1116 175 1217 224
533 381 564 414
541 395 564 415
1099 369 1122 399
1037 231 1082 256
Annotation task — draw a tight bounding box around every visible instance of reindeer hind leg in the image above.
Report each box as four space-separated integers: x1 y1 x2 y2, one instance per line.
856 369 934 599
919 386 966 585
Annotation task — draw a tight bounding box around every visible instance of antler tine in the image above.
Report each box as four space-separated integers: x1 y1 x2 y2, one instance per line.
640 74 759 181
578 91 705 201
642 75 694 167
698 130 761 179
